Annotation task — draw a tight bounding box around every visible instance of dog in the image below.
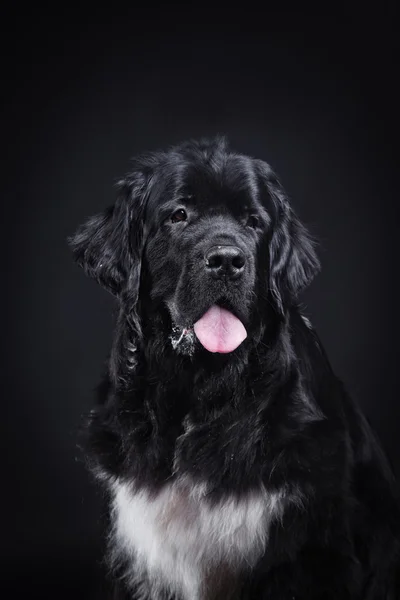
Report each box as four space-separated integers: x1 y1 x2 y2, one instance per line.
69 137 400 599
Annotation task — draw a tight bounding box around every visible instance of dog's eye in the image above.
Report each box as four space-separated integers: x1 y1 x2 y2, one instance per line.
247 215 259 229
171 209 188 223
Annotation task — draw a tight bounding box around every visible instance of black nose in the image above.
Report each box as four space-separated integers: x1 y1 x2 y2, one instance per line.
205 245 245 280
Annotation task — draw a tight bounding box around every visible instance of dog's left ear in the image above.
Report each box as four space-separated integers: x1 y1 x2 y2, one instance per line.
68 170 151 298
258 162 320 313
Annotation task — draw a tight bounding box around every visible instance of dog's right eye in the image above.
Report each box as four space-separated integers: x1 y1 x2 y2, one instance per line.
171 209 188 223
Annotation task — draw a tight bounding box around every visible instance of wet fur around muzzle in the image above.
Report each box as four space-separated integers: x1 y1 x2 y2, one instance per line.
69 137 400 599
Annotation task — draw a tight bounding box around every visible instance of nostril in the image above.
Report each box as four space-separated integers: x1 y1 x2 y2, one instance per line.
206 253 222 269
232 254 245 269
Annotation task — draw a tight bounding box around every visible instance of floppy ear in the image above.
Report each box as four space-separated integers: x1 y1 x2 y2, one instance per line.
259 164 320 314
68 171 150 299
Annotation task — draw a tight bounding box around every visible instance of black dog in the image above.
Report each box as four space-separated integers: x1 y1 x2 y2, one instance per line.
70 137 400 599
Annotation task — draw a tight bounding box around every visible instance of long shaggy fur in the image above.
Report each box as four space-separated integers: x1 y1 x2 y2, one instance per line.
70 137 400 599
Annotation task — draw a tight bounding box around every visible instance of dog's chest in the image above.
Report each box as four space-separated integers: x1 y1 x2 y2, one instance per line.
112 480 284 600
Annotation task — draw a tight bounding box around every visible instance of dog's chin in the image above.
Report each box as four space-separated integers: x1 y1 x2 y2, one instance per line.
167 296 249 356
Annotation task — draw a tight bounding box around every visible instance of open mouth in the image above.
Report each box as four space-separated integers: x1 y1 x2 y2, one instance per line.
193 303 247 353
169 297 248 355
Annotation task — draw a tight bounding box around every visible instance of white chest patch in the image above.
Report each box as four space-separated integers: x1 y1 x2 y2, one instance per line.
110 478 286 600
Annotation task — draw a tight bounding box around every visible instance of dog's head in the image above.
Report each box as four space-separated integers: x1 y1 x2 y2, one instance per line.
69 137 319 360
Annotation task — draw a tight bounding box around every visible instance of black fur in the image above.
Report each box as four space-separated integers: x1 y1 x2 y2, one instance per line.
70 137 400 599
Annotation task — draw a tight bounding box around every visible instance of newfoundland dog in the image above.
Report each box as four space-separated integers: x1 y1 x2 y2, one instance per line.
69 137 400 599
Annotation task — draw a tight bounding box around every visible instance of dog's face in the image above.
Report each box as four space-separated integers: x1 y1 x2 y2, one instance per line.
70 138 320 357
142 157 271 355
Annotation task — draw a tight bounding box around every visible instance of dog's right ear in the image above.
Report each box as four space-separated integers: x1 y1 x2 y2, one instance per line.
68 170 152 298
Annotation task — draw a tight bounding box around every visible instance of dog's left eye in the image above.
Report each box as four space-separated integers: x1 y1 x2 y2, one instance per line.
171 209 188 223
247 215 259 229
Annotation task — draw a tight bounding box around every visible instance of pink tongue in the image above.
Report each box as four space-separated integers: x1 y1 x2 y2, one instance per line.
193 305 247 353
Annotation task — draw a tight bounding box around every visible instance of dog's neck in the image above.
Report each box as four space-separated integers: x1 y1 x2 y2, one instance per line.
109 301 295 401
94 304 324 489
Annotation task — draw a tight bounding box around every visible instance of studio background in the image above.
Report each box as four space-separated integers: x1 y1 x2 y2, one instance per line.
1 9 398 598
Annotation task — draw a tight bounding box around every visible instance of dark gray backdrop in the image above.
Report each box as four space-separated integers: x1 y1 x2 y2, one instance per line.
1 9 398 599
